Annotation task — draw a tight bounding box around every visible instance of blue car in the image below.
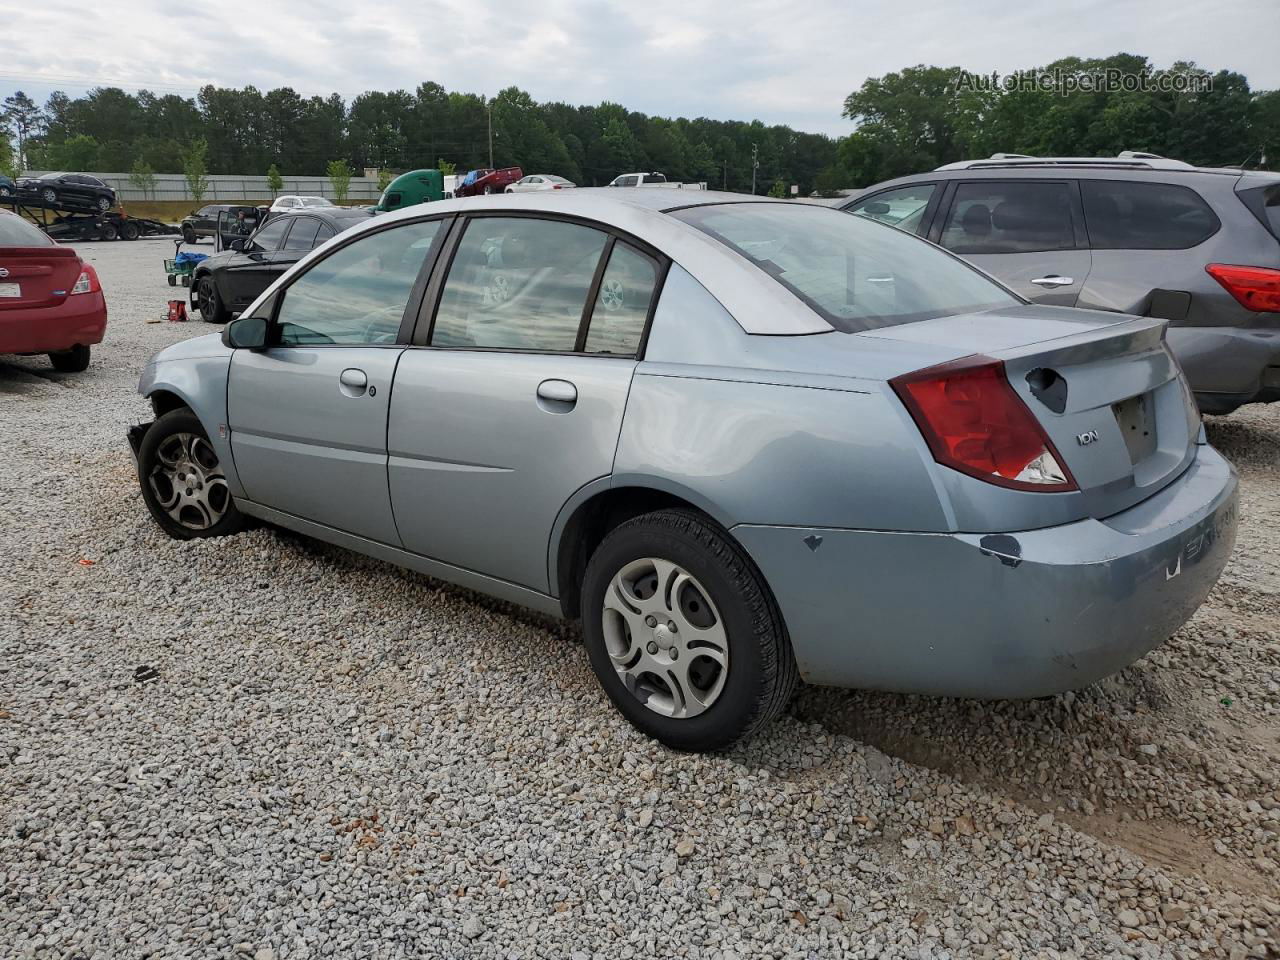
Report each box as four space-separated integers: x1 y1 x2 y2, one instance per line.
0 174 15 198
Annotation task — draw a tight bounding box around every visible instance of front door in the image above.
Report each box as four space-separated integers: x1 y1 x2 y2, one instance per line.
934 179 1091 306
389 215 664 591
226 216 447 543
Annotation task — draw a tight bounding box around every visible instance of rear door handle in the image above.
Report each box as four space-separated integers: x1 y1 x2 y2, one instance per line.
339 367 368 397
536 379 577 407
1031 275 1074 287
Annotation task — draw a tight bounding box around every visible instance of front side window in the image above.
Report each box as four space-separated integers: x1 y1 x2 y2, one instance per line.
248 219 289 252
275 219 441 346
283 218 321 251
430 217 608 351
673 203 1019 333
847 184 935 234
583 242 659 355
939 181 1076 254
1081 180 1219 249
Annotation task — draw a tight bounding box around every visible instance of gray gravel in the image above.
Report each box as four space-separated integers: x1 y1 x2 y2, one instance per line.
2 239 1278 959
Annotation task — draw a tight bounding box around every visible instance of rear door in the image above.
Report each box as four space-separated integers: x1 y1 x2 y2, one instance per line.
933 179 1091 306
227 216 449 543
388 214 665 591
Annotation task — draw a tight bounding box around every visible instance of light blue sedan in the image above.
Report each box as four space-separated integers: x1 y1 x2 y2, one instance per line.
130 190 1238 750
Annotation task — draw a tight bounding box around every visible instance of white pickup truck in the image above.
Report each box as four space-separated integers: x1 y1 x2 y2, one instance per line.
607 172 707 190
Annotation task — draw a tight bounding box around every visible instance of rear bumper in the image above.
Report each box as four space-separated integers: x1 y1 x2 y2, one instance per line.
733 445 1238 699
1166 325 1280 412
0 292 107 354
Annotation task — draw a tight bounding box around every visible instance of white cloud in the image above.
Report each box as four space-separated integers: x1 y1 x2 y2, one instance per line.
0 0 1275 136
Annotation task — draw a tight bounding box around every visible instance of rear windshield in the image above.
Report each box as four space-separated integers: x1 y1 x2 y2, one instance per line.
672 203 1018 332
0 214 53 246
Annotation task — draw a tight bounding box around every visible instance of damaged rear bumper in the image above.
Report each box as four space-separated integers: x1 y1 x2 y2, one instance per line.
732 445 1238 699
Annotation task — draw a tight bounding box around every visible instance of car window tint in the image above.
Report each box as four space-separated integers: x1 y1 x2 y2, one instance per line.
316 223 337 242
276 219 441 346
940 181 1075 254
431 217 608 351
1266 186 1280 240
584 242 658 355
250 219 290 251
197 206 212 217
0 214 53 245
642 174 666 184
1081 180 1219 249
848 184 935 234
673 203 1018 333
283 218 321 250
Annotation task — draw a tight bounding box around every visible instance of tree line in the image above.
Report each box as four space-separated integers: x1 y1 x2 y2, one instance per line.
1 54 1276 198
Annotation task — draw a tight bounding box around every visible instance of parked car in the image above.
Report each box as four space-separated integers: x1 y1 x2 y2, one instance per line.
0 174 14 198
131 191 1238 750
0 208 105 371
608 172 667 187
506 174 576 193
270 195 336 214
189 206 374 323
16 172 116 212
181 203 241 244
842 153 1280 414
455 167 523 197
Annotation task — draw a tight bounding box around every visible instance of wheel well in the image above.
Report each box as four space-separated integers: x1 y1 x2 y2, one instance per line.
148 390 189 418
555 487 712 620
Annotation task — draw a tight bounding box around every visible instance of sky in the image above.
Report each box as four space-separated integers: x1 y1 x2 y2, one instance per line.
0 0 1277 137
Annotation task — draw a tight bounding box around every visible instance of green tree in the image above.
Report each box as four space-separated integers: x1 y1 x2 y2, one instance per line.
2 90 43 170
326 159 352 202
128 158 157 199
54 134 100 170
182 139 211 202
266 162 283 198
437 157 456 176
768 178 788 198
377 167 394 192
0 130 15 177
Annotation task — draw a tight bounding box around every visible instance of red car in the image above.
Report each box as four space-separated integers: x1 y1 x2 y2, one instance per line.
455 166 524 197
0 209 106 372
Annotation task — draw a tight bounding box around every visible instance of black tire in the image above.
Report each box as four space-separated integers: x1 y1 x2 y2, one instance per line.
581 509 797 751
485 185 497 195
49 344 90 373
121 220 140 241
167 274 177 287
100 222 118 241
40 187 57 205
0 186 11 197
182 224 198 244
194 275 229 323
96 196 112 212
137 408 245 541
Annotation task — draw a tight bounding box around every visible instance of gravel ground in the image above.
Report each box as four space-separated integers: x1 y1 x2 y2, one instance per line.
2 239 1278 959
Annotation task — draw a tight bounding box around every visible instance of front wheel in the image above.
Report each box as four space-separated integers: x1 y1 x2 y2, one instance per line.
137 408 245 540
194 275 229 323
0 186 12 197
40 187 57 205
182 224 197 244
49 344 90 372
581 509 797 751
97 196 113 212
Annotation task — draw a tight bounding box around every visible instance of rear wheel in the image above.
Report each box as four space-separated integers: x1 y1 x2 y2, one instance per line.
138 408 245 540
121 220 140 241
99 222 118 241
49 344 90 373
96 196 112 212
581 509 797 750
195 275 229 324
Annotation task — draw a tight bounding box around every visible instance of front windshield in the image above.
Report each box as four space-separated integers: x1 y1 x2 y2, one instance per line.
671 202 1020 332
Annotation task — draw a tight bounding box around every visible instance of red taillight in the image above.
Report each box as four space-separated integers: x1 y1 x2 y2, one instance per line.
1206 263 1280 313
552 184 563 189
70 263 100 295
891 356 1077 492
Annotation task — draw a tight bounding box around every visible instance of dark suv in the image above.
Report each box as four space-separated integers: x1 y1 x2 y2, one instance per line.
843 154 1280 414
181 204 240 244
16 172 116 212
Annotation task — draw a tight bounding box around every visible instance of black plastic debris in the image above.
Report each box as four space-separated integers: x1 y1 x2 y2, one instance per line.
133 665 160 684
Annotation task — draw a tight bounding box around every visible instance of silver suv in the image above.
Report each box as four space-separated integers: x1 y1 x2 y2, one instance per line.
843 153 1280 415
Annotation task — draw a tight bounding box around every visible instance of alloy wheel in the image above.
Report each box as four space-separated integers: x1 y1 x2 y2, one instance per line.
601 557 729 719
147 432 230 530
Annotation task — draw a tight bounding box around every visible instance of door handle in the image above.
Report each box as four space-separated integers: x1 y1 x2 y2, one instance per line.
1030 275 1074 287
339 367 368 397
536 378 577 409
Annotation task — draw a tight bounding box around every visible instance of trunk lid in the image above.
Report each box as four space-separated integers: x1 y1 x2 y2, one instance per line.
864 305 1200 522
0 246 83 311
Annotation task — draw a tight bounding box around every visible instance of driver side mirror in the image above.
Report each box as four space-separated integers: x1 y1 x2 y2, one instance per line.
229 238 246 251
223 315 269 351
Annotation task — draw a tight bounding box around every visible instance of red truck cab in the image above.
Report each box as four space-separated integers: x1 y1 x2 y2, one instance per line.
0 209 106 372
455 167 524 197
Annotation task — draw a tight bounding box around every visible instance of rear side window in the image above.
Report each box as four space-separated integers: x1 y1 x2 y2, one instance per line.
1082 180 1219 249
0 214 53 245
583 242 659 355
940 181 1076 254
642 174 666 184
673 203 1018 332
847 184 935 234
283 218 321 250
430 217 608 351
1268 187 1280 240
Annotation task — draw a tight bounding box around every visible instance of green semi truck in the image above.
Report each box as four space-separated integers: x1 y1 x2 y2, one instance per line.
375 169 445 213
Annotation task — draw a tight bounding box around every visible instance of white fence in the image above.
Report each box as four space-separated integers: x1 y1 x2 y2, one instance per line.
22 171 385 203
